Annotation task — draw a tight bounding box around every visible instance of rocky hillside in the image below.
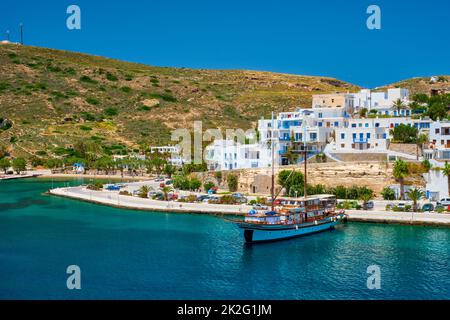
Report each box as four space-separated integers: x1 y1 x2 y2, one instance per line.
377 76 450 96
0 44 362 157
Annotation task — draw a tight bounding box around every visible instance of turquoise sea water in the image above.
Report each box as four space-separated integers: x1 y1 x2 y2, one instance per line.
1 178 450 300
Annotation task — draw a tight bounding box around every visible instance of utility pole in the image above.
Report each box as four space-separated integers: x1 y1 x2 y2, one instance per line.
5 30 10 41
19 23 23 45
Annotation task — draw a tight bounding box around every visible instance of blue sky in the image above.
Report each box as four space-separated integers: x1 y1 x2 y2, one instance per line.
1 0 449 88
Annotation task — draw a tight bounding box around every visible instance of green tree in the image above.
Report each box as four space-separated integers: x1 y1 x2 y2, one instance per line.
163 163 176 178
94 156 115 175
151 157 167 176
45 158 63 170
393 159 409 200
381 186 396 200
427 102 447 121
412 93 429 104
0 157 11 173
415 133 429 160
406 187 425 212
227 174 238 192
442 162 450 198
173 175 190 190
390 124 418 143
277 170 305 197
189 178 202 191
204 181 215 192
12 158 27 174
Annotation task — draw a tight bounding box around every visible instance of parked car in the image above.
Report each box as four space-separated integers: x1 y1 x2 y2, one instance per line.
202 197 212 203
168 193 178 201
421 203 434 212
397 203 407 210
154 177 164 182
159 183 166 188
365 201 374 210
197 195 210 202
253 204 269 210
437 198 450 206
105 185 121 191
165 180 173 185
232 193 248 204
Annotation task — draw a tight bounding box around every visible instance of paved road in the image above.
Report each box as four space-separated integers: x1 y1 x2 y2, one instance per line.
50 185 251 215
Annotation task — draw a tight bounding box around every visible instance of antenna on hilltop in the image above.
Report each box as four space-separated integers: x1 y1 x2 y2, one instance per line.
19 23 23 45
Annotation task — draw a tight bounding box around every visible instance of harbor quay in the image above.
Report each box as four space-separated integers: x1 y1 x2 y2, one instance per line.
47 180 450 227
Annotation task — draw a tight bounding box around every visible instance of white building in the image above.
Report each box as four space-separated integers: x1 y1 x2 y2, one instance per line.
334 117 431 152
150 145 187 166
205 87 431 171
346 88 410 116
424 121 450 161
205 140 273 171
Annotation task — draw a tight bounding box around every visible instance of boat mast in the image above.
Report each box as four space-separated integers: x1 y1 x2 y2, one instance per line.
271 111 275 211
304 123 307 201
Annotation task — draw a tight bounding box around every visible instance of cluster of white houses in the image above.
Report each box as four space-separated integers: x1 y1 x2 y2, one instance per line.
204 88 450 171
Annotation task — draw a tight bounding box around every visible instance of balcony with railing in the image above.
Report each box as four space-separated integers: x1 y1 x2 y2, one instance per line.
279 136 291 141
353 138 369 143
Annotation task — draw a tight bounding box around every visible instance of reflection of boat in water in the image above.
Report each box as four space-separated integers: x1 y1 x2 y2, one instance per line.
230 112 347 243
237 195 346 243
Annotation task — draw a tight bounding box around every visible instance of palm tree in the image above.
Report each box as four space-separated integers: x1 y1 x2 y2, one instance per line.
406 187 425 212
393 98 406 115
442 162 450 197
415 133 428 161
138 185 151 198
161 186 173 201
393 159 409 200
359 191 374 210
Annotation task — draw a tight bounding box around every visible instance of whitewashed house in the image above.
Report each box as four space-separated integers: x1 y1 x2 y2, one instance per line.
424 121 450 161
204 140 273 171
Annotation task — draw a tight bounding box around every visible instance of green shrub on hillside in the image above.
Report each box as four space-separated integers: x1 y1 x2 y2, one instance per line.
106 72 118 81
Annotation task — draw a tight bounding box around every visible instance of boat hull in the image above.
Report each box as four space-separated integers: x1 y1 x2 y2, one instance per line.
238 215 344 243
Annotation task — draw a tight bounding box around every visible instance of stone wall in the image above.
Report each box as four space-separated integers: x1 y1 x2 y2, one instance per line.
388 143 418 156
196 161 398 196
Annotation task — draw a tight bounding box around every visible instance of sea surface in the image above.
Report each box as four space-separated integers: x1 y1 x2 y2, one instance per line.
0 178 449 300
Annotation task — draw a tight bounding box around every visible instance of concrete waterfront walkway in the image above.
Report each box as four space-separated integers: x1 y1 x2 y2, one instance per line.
48 185 450 226
49 186 251 216
346 210 450 227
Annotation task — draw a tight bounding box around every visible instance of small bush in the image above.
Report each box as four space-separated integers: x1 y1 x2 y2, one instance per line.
79 75 98 84
120 86 132 93
104 107 118 117
220 195 236 205
86 97 99 105
106 72 118 81
87 182 103 191
149 92 177 102
79 125 92 131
